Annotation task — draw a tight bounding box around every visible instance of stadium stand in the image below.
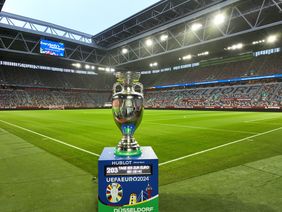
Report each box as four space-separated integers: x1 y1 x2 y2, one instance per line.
0 66 115 89
0 87 110 109
0 53 282 110
145 82 282 109
140 53 282 87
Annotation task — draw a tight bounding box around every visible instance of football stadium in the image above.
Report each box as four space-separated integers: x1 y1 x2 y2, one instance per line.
0 0 282 211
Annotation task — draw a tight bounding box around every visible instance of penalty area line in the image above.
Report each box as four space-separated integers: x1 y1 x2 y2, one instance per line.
159 126 282 167
244 116 282 123
0 120 100 157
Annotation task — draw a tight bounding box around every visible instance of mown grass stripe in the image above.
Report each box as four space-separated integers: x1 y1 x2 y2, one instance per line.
0 120 100 157
159 126 282 166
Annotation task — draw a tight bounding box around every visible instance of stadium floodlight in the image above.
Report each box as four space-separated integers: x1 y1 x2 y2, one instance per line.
213 13 225 25
73 63 81 68
236 43 243 49
85 64 90 69
121 48 128 54
226 43 244 50
150 62 158 67
160 34 168 41
252 40 265 45
91 66 95 70
145 39 153 47
198 51 209 56
191 23 203 31
110 68 115 72
72 63 81 68
98 67 105 71
267 35 277 43
231 45 236 50
182 54 192 60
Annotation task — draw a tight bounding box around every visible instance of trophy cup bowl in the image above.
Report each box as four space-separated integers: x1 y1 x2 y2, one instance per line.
112 71 144 156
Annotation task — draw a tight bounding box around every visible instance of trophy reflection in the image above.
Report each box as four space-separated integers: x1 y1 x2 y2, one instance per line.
112 71 144 156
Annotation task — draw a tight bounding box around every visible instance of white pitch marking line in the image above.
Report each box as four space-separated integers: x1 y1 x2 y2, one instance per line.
159 126 282 166
244 116 282 123
0 120 100 157
148 122 258 135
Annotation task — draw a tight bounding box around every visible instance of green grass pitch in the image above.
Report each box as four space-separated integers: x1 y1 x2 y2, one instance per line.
1 109 282 211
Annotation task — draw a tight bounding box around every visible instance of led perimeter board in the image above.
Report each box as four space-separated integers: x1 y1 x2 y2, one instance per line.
98 147 159 212
40 39 65 57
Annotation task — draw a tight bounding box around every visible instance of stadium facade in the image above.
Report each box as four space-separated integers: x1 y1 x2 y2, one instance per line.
0 0 282 111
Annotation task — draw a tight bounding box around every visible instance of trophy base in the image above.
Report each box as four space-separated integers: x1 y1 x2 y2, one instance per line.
114 147 142 157
114 136 142 157
98 147 159 211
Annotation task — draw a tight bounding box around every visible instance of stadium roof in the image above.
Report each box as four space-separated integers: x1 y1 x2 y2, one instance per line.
103 0 282 69
92 0 224 48
0 0 282 71
0 0 5 12
0 11 99 48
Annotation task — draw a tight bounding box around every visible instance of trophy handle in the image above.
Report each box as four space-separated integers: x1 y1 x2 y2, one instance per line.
113 82 124 95
133 82 143 95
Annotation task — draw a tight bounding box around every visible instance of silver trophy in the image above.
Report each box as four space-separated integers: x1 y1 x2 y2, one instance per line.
112 71 144 156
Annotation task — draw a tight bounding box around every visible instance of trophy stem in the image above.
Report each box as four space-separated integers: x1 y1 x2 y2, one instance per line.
115 135 142 157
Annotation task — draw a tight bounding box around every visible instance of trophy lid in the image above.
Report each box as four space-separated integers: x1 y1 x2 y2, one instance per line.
116 71 141 85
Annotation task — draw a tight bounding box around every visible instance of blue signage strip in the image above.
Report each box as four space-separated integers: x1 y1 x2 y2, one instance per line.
153 74 282 89
40 40 65 57
98 147 159 211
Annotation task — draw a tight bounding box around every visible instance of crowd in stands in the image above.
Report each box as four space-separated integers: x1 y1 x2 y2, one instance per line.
140 53 282 87
0 53 282 110
1 81 280 110
0 67 115 90
145 82 282 109
1 53 282 90
0 88 111 109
